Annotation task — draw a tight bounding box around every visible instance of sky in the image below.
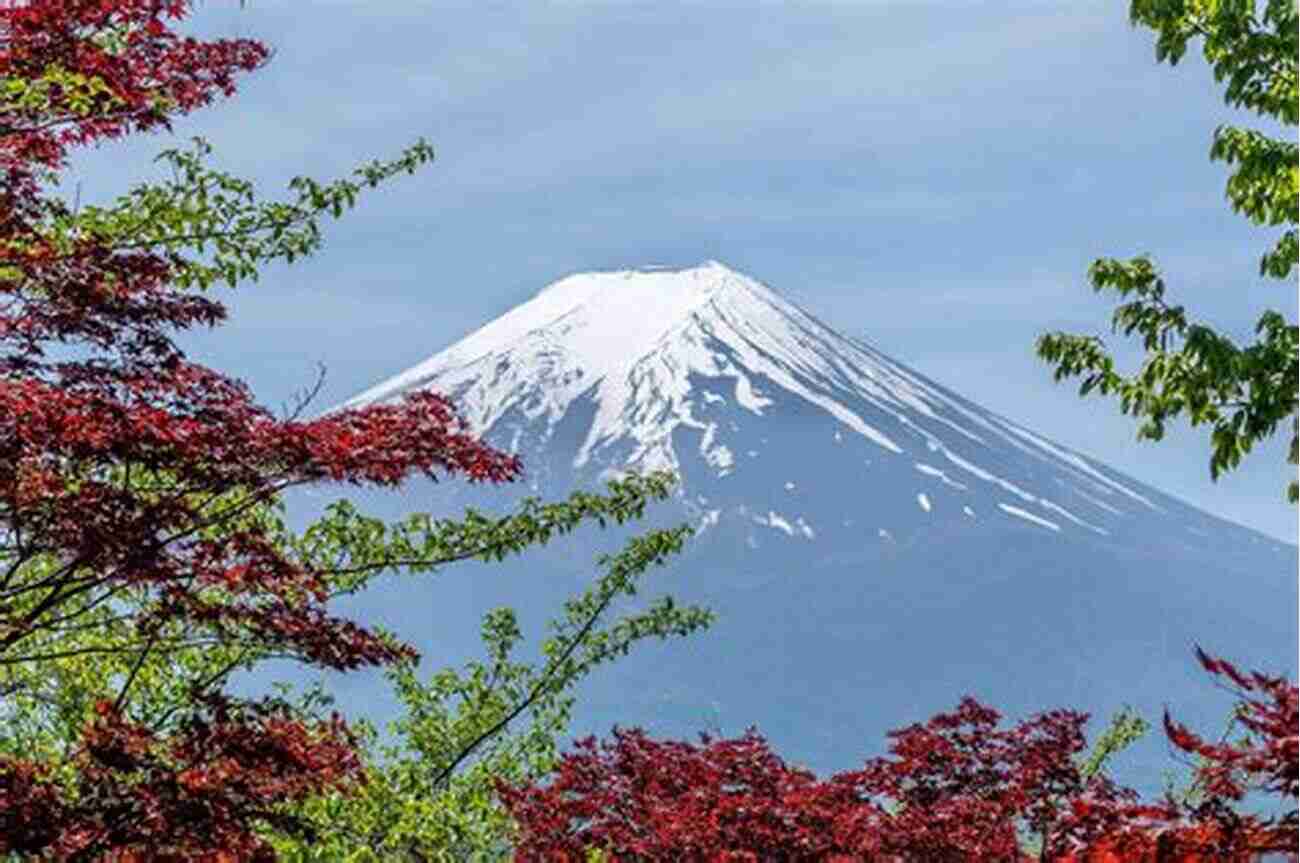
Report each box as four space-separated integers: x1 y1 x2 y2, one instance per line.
71 1 1297 542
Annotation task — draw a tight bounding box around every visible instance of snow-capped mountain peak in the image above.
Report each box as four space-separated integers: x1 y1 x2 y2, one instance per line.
344 261 795 467
344 262 1171 545
347 261 760 413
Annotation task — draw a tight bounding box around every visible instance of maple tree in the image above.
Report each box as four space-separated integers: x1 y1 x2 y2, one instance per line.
0 0 496 856
499 651 1297 862
1073 648 1299 863
0 2 715 859
0 471 711 860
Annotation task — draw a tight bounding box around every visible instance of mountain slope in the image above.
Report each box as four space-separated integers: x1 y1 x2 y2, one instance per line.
339 262 1296 790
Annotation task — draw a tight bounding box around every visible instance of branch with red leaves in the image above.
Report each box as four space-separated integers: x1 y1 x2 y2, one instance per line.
1 697 362 861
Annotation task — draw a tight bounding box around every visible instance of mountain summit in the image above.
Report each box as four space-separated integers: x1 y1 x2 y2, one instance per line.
343 262 1296 789
350 262 1192 545
348 261 828 474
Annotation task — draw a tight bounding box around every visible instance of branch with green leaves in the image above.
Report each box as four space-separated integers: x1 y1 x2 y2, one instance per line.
266 515 712 862
1038 257 1298 499
0 472 685 730
294 470 684 595
1078 705 1149 781
1038 0 1298 501
32 136 436 290
0 135 433 294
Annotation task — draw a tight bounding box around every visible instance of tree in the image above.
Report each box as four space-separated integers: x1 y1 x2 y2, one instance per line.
1056 650 1297 862
499 652 1297 861
0 2 714 858
0 471 711 860
497 705 1135 860
1036 0 1298 501
0 1 495 855
498 726 876 861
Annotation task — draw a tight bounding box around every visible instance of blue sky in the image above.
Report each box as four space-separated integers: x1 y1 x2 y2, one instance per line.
73 2 1296 541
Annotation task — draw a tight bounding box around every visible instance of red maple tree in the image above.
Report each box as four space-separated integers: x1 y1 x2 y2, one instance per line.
1064 649 1298 863
497 726 872 861
496 705 1131 860
499 652 1298 862
0 2 519 858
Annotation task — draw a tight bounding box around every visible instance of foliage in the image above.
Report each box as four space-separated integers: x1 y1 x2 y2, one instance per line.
497 706 1134 860
1079 706 1149 782
500 726 869 861
269 519 711 861
0 696 363 862
1036 0 1299 501
500 652 1298 861
0 467 711 859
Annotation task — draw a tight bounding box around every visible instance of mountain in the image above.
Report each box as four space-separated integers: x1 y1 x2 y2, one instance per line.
339 261 1296 790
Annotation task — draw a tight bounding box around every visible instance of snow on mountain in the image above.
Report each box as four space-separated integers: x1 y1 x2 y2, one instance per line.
345 261 1162 542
